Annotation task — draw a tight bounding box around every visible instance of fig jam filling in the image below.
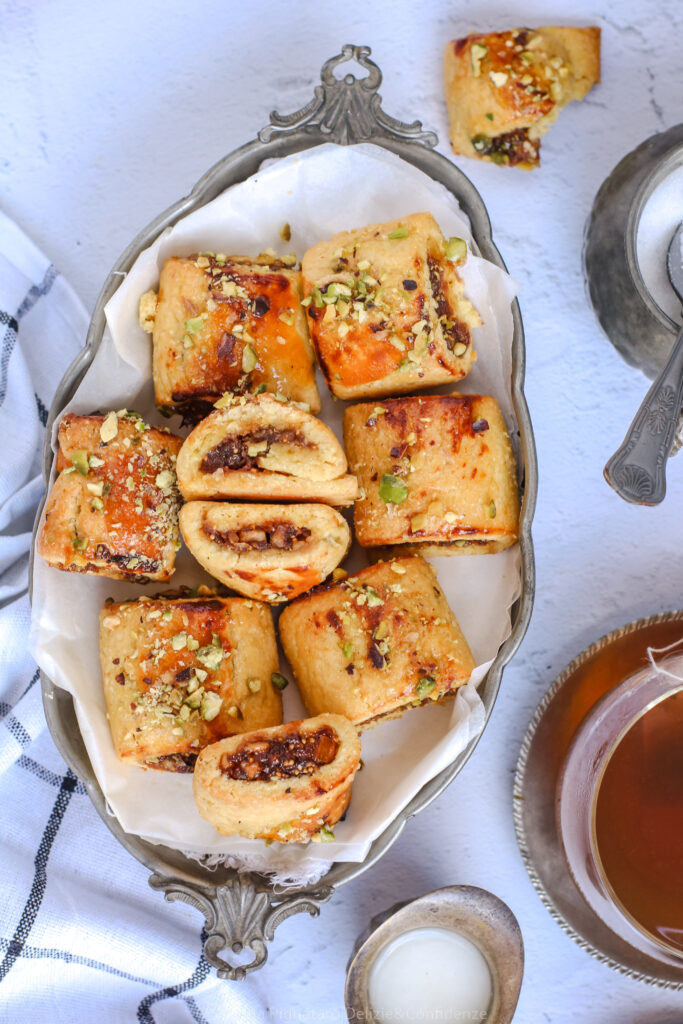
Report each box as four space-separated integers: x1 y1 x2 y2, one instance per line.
145 752 197 773
472 128 540 167
204 520 312 552
220 727 340 782
200 427 307 473
427 257 470 352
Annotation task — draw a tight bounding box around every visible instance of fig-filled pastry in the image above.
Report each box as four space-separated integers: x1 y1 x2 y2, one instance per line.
444 26 600 168
179 501 351 603
193 713 361 842
36 411 182 581
301 213 481 399
100 594 282 771
176 392 358 505
139 251 320 414
343 393 520 554
279 556 476 730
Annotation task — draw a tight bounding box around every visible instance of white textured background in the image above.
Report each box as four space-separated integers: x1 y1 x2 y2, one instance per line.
4 0 683 1020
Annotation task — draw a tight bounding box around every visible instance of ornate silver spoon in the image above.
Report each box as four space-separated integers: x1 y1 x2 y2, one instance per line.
604 222 683 505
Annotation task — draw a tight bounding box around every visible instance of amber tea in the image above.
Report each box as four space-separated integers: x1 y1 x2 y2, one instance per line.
593 688 683 955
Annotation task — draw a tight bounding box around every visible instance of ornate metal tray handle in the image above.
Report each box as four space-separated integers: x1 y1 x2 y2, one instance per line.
259 44 438 147
150 873 332 979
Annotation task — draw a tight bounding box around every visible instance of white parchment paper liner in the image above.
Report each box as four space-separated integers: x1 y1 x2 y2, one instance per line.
30 144 521 885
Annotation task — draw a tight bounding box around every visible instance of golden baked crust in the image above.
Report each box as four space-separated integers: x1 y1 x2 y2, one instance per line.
301 213 481 399
279 556 475 729
176 392 358 505
139 252 320 413
100 595 281 770
343 394 520 554
444 26 600 168
193 713 361 841
36 412 183 581
179 502 351 603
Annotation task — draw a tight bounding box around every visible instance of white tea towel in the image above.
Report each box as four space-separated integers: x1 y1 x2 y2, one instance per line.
0 211 248 1023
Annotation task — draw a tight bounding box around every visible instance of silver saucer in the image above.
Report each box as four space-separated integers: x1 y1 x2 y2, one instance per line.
513 609 683 987
584 124 683 380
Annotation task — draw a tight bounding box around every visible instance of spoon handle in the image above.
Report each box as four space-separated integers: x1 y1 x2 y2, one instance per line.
604 325 683 505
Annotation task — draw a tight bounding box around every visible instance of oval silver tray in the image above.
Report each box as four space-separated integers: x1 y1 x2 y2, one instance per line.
30 45 537 980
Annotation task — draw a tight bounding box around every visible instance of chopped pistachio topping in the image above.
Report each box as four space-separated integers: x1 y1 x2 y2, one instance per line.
186 636 199 651
196 643 224 671
90 497 103 511
72 535 88 551
410 513 428 532
365 587 383 608
470 42 488 76
88 455 105 468
332 567 347 581
226 704 243 719
318 825 335 842
278 309 294 326
388 225 409 240
184 316 204 334
247 678 261 693
485 112 494 121
99 411 118 444
341 641 354 660
379 473 408 504
489 70 508 87
416 676 436 699
445 237 467 264
201 691 223 721
242 343 257 373
171 633 187 651
155 469 175 490
71 449 89 476
390 562 406 575
271 672 288 691
280 222 291 241
489 500 497 518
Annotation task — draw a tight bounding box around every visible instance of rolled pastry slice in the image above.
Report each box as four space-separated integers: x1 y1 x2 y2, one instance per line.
301 212 481 400
343 393 520 554
193 713 361 841
279 556 476 730
176 392 358 505
36 411 182 581
100 594 282 770
139 251 320 414
180 502 351 603
444 26 600 169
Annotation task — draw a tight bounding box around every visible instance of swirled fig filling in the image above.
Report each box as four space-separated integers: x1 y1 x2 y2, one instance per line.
145 752 197 773
220 727 340 781
204 520 312 552
200 427 308 473
427 257 470 352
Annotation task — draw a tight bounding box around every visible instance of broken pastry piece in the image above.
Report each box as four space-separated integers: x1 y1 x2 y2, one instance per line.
301 213 481 399
100 594 282 771
343 394 520 554
139 251 320 414
179 502 351 603
36 411 182 581
279 556 476 730
444 26 600 168
193 713 361 841
176 392 358 505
